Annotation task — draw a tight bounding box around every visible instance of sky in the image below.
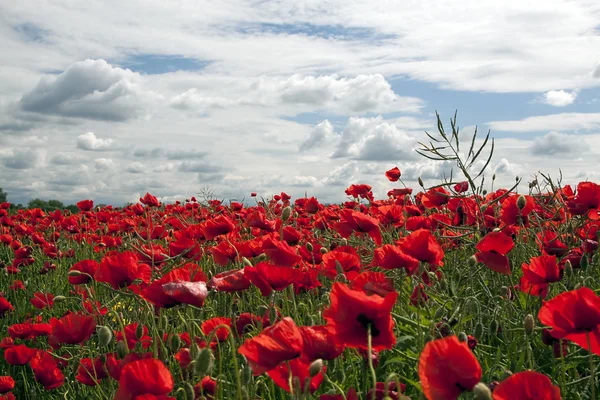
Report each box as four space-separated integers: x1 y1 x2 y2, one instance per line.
1 1 600 206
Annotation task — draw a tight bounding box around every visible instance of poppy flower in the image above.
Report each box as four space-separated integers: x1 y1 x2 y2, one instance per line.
209 241 238 266
517 276 549 298
493 371 561 400
50 313 96 345
385 167 401 182
76 199 94 211
421 187 450 209
345 184 373 199
208 269 251 292
267 358 325 394
299 325 343 361
234 313 262 336
142 264 208 308
116 323 153 350
30 292 54 309
501 195 534 226
322 249 362 279
538 287 600 354
76 357 108 386
262 237 302 267
238 317 304 375
418 336 482 400
323 282 397 350
29 351 65 390
114 359 174 400
454 181 469 193
201 317 231 342
4 344 36 365
475 231 514 274
350 272 395 297
521 254 561 284
367 382 407 400
371 245 419 275
140 193 160 207
0 296 13 317
244 262 303 297
95 251 151 289
0 376 14 394
202 215 236 240
334 209 382 246
410 284 428 307
398 229 445 267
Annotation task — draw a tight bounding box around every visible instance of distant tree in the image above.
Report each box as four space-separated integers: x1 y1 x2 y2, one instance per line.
28 198 49 210
47 199 65 210
65 204 79 214
0 188 6 203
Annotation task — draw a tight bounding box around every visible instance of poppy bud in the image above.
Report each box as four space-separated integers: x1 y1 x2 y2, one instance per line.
243 363 253 384
515 176 519 182
257 253 268 261
482 189 487 195
135 324 144 340
53 295 66 303
468 255 478 268
457 332 468 342
320 247 327 254
309 359 323 377
489 319 498 336
473 382 493 400
418 177 424 188
492 174 496 181
281 206 292 223
169 334 181 353
98 326 113 347
581 255 589 271
184 382 195 400
594 254 599 267
242 257 253 267
433 307 445 320
68 270 82 277
524 314 535 335
195 347 214 376
474 323 484 340
564 260 573 276
335 260 344 276
161 315 169 329
306 242 313 252
340 238 348 246
190 343 200 359
116 340 128 358
516 195 527 210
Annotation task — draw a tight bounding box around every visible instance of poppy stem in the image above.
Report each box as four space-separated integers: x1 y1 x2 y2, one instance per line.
588 331 597 400
368 325 377 400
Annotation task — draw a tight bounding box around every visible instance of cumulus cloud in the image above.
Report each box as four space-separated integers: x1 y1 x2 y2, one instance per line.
488 112 600 133
332 117 417 161
0 148 43 170
169 89 235 110
178 161 222 173
132 147 207 160
299 120 335 152
321 161 358 186
50 152 84 165
76 132 117 151
493 158 521 177
531 131 586 156
19 59 147 121
94 158 114 171
543 90 577 107
126 162 146 174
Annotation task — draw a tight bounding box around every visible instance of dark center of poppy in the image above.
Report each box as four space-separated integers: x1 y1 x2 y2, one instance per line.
455 382 466 392
356 314 380 337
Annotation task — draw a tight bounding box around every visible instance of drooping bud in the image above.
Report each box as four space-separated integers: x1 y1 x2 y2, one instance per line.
564 260 573 276
309 359 323 377
281 206 292 223
68 270 82 277
116 340 128 358
581 255 589 271
195 347 214 376
473 382 493 400
242 257 253 267
474 322 484 339
524 314 535 335
135 324 144 340
98 326 113 347
418 177 424 188
306 242 313 252
53 295 66 303
169 334 181 353
319 247 327 254
184 382 195 400
516 195 527 210
468 255 478 268
457 332 468 342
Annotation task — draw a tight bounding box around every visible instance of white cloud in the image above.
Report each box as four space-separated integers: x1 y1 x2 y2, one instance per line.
19 59 150 121
299 120 335 152
531 131 586 155
76 132 117 151
126 162 146 174
50 152 84 165
543 89 577 107
488 112 600 132
0 148 43 170
94 158 114 171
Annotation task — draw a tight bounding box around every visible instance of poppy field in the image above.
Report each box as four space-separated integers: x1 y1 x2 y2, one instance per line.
1 117 598 400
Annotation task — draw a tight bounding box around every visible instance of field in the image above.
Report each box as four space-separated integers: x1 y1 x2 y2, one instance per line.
0 119 597 400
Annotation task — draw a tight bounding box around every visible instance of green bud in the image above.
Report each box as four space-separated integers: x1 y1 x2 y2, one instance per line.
473 382 492 400
242 257 253 267
195 347 214 376
564 260 573 276
524 314 535 335
468 255 478 268
340 238 348 246
516 195 527 210
418 177 424 187
184 382 195 400
457 332 468 342
135 324 144 340
98 326 113 347
190 343 201 359
581 255 589 271
474 322 484 339
281 206 292 223
309 359 323 377
489 319 498 336
68 270 82 277
319 247 327 254
433 307 445 320
335 260 344 276
53 295 66 303
306 242 313 252
116 340 128 358
169 334 181 353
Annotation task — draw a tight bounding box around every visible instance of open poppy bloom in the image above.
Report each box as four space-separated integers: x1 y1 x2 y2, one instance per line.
323 282 397 351
493 371 561 400
538 287 600 355
475 230 514 274
114 359 174 400
385 167 401 182
267 358 326 394
418 336 482 400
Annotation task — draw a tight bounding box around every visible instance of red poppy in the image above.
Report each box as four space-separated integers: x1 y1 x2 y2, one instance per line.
267 358 325 394
418 336 482 400
334 209 382 246
50 313 96 345
114 359 174 400
209 241 238 266
4 344 36 365
76 199 94 211
116 323 153 350
421 187 450 209
522 254 561 284
454 181 469 193
244 262 303 297
30 292 54 309
142 264 208 308
538 287 600 355
238 317 304 375
345 184 373 199
76 357 108 386
410 284 428 307
501 195 534 226
517 276 549 298
202 215 236 240
29 351 65 390
208 269 251 292
140 193 160 207
493 371 561 400
322 249 362 279
262 237 302 267
475 231 514 274
323 282 397 350
234 313 262 336
398 229 444 267
201 317 232 342
385 167 401 182
0 296 13 317
371 245 419 275
299 325 344 361
350 272 395 297
0 376 14 394
95 251 151 289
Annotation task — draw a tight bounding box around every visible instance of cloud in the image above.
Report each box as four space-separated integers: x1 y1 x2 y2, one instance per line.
493 158 521 177
178 161 222 173
126 162 146 174
50 152 84 165
332 117 417 161
169 89 235 110
19 59 148 121
531 131 586 156
299 120 335 152
487 112 600 133
0 148 43 170
94 158 114 171
543 90 577 107
76 132 117 151
132 147 207 160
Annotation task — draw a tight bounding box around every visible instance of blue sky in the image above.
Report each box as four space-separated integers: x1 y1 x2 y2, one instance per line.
1 1 600 205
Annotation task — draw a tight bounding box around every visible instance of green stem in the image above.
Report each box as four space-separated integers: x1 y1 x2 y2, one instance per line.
368 325 377 400
589 331 597 400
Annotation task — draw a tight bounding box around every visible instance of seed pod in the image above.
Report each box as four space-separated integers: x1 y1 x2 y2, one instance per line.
98 326 113 347
524 314 535 335
195 347 214 376
516 195 527 210
473 382 493 400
